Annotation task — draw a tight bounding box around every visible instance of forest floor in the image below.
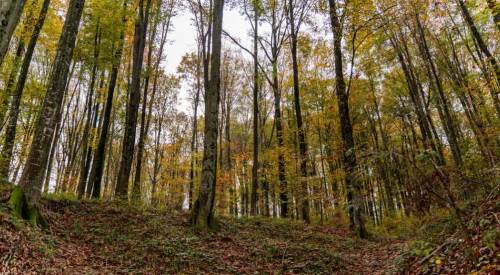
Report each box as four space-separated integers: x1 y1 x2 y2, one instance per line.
0 191 498 274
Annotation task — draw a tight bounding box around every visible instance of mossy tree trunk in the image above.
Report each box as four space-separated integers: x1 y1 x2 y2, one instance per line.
15 0 86 224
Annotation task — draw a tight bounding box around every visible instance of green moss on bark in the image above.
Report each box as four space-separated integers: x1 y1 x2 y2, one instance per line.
8 186 46 227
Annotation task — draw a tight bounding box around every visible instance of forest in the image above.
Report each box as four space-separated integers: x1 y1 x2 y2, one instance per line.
0 0 499 274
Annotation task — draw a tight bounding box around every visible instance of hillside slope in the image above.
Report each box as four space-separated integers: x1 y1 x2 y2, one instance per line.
0 198 407 274
1 195 498 274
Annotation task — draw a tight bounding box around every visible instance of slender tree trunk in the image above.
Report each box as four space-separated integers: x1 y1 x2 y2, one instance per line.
2 0 51 184
84 76 103 197
191 0 225 229
457 0 500 116
189 49 201 210
77 24 101 198
88 0 128 199
251 5 260 216
288 0 310 223
414 14 463 167
132 11 157 202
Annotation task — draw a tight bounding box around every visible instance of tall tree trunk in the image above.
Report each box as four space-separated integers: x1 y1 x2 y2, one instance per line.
88 0 128 199
0 0 26 66
115 0 152 199
189 49 201 210
84 76 103 197
251 5 260 216
288 0 310 223
14 0 85 222
132 8 158 202
77 24 101 198
328 0 366 238
191 0 225 229
225 87 234 216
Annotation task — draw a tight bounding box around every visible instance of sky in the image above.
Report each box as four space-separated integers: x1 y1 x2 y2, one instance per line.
162 7 251 113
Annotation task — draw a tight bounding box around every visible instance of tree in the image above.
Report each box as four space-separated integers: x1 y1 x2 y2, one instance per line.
0 0 51 182
87 0 129 198
132 0 175 202
77 22 102 198
115 0 153 199
250 0 261 216
287 0 310 223
11 0 86 224
259 0 289 217
328 0 366 238
191 0 225 229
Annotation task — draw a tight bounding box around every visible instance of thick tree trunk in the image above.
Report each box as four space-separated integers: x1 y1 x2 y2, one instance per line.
16 0 85 217
0 0 26 66
328 0 366 238
191 0 224 229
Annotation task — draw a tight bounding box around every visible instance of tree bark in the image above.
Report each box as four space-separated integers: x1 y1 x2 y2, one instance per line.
287 0 310 223
328 0 366 238
189 49 201 210
251 4 260 216
77 24 101 199
115 0 152 199
191 0 224 229
16 0 85 213
88 0 128 199
0 0 51 183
